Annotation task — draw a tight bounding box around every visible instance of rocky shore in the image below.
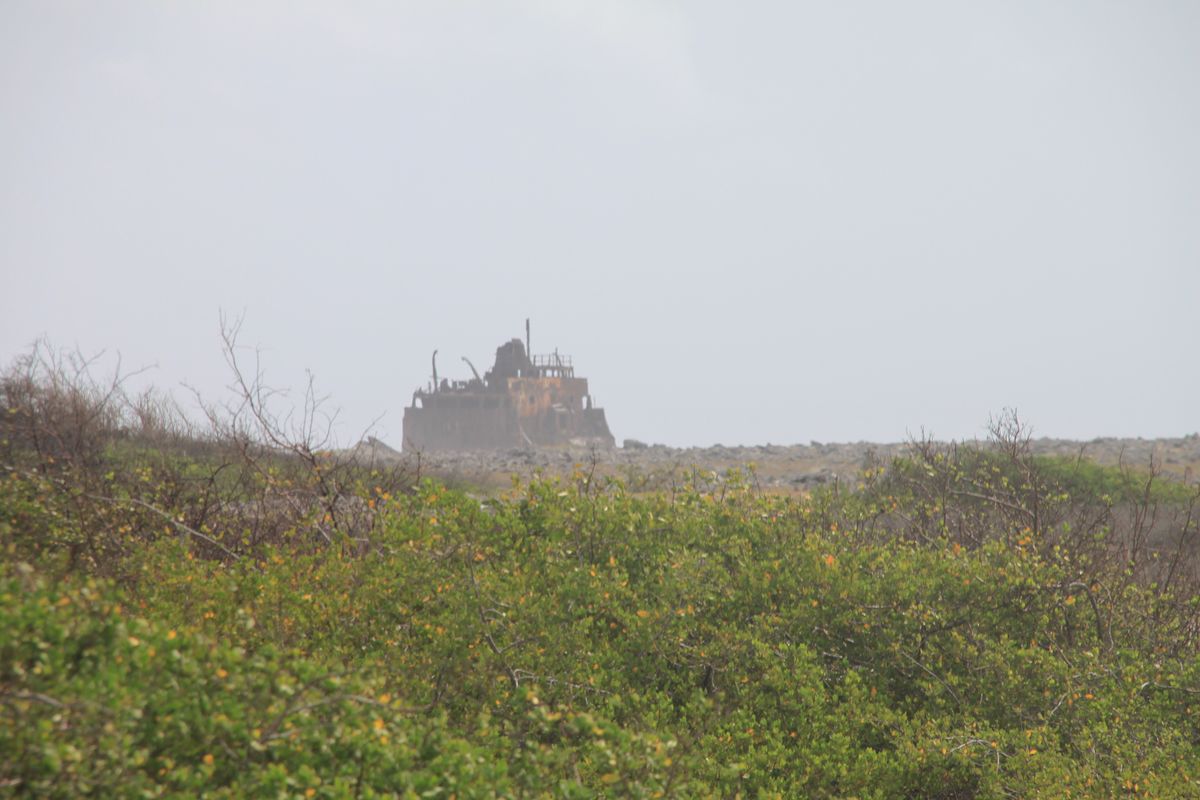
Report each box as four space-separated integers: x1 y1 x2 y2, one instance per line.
356 434 1200 492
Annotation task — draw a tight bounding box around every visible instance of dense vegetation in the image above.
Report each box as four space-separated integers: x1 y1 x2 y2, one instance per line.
2 345 1199 797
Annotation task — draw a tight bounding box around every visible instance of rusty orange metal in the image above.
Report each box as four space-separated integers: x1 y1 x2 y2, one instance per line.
402 327 614 452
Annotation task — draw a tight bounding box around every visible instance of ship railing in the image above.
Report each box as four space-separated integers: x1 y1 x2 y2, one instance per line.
532 354 573 368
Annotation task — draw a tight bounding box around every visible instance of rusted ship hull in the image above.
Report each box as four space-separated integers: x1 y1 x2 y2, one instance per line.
402 330 614 452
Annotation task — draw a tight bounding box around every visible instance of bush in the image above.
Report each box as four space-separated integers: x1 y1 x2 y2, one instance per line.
5 351 1200 796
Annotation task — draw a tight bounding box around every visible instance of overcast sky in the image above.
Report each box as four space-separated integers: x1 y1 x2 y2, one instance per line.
2 1 1197 448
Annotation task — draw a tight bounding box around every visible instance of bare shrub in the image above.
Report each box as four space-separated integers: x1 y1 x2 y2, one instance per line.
1 319 413 577
861 409 1200 655
0 339 143 468
183 313 410 552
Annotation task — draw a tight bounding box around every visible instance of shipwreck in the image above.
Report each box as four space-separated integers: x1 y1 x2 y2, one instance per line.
402 321 615 451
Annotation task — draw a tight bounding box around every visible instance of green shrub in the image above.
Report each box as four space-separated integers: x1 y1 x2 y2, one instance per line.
4 452 1200 796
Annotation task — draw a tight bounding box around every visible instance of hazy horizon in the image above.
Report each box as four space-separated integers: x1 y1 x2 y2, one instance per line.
3 2 1197 448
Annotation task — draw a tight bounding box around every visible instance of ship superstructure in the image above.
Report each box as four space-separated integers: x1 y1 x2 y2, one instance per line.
402 322 614 451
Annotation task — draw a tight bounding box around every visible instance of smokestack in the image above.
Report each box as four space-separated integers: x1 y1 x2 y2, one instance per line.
525 318 531 359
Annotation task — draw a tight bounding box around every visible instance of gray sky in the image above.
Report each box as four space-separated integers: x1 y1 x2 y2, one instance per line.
2 1 1198 447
